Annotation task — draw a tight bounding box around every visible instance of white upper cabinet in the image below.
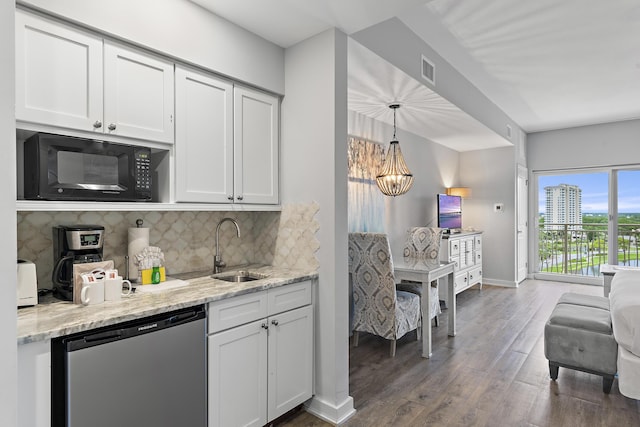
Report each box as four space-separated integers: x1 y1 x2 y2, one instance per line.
16 9 103 132
15 10 175 144
103 42 174 143
175 66 233 203
175 71 280 205
234 87 279 204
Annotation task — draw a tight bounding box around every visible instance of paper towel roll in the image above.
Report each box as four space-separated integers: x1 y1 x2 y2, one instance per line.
128 227 149 282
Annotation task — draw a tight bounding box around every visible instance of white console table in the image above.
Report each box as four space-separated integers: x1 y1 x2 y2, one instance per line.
440 231 483 296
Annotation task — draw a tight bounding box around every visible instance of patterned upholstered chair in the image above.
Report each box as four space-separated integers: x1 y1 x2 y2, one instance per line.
348 232 421 357
396 227 444 326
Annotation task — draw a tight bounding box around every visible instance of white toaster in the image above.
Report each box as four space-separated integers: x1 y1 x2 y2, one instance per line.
17 259 38 307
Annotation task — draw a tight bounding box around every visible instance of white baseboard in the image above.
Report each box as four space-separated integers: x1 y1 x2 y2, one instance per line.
305 395 356 425
482 277 518 288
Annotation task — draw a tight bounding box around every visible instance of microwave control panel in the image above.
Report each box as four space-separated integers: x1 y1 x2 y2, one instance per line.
134 149 152 196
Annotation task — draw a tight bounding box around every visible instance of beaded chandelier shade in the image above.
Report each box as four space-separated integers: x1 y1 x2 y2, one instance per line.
376 104 414 197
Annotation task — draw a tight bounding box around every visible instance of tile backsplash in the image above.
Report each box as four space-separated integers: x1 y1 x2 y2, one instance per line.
18 202 320 288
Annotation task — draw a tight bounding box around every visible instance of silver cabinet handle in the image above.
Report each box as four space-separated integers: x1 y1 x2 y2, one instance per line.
93 120 102 129
227 195 234 201
236 195 243 201
261 323 268 330
108 123 117 131
271 319 279 326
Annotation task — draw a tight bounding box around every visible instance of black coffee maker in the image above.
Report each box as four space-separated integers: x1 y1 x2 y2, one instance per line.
52 225 105 300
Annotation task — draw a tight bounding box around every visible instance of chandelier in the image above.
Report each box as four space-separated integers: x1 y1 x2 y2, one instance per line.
376 104 414 196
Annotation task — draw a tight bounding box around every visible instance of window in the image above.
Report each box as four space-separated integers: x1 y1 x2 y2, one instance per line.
535 167 640 283
347 138 386 232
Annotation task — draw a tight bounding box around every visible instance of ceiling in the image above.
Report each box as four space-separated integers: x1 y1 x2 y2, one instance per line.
191 0 640 146
348 40 510 151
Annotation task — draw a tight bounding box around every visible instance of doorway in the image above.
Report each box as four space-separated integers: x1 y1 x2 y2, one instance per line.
516 165 528 283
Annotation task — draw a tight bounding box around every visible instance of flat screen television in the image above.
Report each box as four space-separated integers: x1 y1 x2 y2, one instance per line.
437 194 462 230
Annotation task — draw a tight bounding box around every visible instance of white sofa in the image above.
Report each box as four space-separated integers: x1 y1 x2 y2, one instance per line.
609 269 640 399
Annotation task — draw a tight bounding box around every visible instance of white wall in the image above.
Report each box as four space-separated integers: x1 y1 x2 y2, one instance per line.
1 0 17 423
351 18 522 145
460 147 517 285
348 110 459 259
527 119 640 171
19 0 284 94
281 29 354 423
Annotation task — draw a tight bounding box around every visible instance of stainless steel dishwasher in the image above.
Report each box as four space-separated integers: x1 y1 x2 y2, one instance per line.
52 305 206 427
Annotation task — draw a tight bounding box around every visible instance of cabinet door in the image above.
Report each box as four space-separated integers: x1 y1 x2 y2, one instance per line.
449 239 460 257
18 340 51 427
16 10 103 132
234 87 279 204
104 42 174 143
175 66 233 203
209 319 268 427
267 305 313 421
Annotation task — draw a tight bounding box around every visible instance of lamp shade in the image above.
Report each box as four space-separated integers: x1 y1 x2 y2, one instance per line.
446 187 471 198
376 140 414 196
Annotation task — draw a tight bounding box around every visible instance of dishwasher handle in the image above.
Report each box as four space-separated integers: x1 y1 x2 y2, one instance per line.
85 330 123 344
167 309 202 326
66 330 124 351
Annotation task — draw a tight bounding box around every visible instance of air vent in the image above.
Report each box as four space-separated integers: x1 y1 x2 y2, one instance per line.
421 55 435 85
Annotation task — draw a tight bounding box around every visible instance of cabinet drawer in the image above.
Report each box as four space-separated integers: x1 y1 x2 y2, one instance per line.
475 251 482 264
469 267 483 286
208 291 268 333
453 272 468 291
268 281 311 316
449 240 460 257
475 235 482 250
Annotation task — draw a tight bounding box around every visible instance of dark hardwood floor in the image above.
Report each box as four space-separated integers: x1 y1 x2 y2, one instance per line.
279 279 640 426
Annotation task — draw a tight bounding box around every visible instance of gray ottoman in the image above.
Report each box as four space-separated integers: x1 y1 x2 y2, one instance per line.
544 293 618 393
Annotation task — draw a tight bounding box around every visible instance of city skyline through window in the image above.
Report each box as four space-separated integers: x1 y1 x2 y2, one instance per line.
539 171 640 214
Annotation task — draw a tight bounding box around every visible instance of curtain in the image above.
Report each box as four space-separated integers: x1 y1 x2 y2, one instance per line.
348 138 386 232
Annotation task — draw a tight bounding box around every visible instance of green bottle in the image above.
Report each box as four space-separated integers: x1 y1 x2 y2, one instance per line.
151 260 161 284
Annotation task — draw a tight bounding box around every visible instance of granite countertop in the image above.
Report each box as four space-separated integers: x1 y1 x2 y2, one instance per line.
17 265 318 345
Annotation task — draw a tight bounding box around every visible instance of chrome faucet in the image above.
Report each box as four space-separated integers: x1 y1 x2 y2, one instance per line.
214 217 241 274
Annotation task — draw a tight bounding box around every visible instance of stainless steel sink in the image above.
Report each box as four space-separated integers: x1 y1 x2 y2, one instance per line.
212 271 268 283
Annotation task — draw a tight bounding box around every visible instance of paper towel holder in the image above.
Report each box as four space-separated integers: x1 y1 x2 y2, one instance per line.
128 218 149 284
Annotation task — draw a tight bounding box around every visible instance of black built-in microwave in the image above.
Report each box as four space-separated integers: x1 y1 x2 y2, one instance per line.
23 132 153 201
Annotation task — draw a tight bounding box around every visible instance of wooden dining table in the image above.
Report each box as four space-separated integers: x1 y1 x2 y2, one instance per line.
394 258 456 358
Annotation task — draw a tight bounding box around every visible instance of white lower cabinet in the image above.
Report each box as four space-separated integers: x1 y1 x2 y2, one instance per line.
209 319 268 427
208 281 313 427
17 340 51 427
267 305 313 420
